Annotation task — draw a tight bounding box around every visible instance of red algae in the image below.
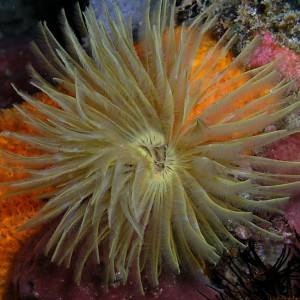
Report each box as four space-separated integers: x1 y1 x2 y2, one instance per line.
263 133 300 162
250 31 300 87
250 31 300 237
263 132 300 237
6 223 218 300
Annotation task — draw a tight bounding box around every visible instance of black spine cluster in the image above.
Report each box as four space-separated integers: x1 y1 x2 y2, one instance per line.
200 237 300 300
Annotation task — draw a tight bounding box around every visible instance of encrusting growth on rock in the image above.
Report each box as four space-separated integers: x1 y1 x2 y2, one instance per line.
1 0 300 293
0 93 55 296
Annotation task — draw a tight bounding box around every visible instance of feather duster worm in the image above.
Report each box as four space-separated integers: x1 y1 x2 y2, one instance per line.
1 0 300 292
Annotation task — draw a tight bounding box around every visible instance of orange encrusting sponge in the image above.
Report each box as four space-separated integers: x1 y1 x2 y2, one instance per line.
188 33 275 124
0 92 55 296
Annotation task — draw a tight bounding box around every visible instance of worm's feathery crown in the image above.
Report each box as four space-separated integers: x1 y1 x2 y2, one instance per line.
2 0 300 291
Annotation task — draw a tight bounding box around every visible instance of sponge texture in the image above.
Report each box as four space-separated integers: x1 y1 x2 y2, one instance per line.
0 93 54 296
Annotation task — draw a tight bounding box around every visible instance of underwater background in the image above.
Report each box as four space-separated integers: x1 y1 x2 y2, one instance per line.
0 0 300 299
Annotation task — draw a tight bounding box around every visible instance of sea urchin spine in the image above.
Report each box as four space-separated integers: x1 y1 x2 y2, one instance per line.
1 0 300 292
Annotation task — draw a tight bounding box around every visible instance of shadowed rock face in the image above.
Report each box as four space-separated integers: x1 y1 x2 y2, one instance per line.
0 0 88 109
0 0 35 37
5 222 217 300
0 0 146 109
0 38 36 108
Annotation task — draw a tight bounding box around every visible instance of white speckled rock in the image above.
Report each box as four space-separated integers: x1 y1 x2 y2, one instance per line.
89 0 158 38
